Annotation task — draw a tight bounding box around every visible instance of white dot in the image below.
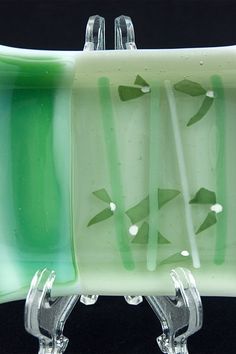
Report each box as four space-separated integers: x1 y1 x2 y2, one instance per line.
200 60 204 65
206 90 214 98
109 202 116 212
129 225 139 236
210 203 223 214
181 250 190 257
141 86 150 93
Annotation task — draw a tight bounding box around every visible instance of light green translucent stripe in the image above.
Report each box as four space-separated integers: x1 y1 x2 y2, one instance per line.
98 77 135 270
211 75 227 265
147 83 160 271
165 80 200 269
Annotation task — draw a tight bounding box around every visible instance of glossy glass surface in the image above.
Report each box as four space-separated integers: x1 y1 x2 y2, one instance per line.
1 46 236 303
0 50 77 303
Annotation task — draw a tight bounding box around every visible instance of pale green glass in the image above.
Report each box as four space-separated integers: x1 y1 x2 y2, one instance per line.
0 44 236 304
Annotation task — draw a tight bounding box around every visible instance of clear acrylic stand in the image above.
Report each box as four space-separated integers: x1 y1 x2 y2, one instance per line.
145 268 203 354
24 15 203 353
24 267 202 354
25 269 80 354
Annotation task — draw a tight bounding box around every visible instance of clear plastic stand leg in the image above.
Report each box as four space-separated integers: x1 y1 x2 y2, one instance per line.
114 15 137 50
83 15 105 51
145 267 203 354
25 268 79 354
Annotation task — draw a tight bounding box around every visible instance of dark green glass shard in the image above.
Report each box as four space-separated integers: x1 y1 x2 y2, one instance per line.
131 222 171 245
126 196 149 224
132 221 149 244
190 188 216 204
118 86 144 101
134 74 149 87
158 232 171 244
158 189 180 209
187 96 214 126
161 252 190 265
196 211 217 234
87 208 113 227
174 79 206 96
93 188 112 203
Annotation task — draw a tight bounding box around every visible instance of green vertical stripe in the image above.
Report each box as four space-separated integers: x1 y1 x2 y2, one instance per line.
98 77 135 270
11 88 61 249
211 75 227 264
147 83 160 271
0 55 76 304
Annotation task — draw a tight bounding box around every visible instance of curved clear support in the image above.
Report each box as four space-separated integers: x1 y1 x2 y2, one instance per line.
25 269 79 354
83 15 105 51
114 15 137 50
145 268 203 354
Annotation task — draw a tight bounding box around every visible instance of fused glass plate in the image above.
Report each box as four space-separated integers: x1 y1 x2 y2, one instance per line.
0 44 235 304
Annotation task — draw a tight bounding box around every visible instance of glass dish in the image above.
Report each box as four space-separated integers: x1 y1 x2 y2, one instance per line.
0 43 235 304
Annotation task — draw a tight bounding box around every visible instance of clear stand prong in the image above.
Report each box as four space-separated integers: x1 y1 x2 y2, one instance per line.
83 15 105 51
80 294 99 305
145 267 203 354
25 268 79 354
124 295 143 305
114 15 137 50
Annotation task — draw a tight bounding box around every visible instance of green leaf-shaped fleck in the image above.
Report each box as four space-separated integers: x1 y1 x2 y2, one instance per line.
118 86 144 101
93 188 112 203
161 252 190 265
134 74 149 87
87 208 113 227
158 189 180 209
187 96 214 126
132 221 149 244
131 222 171 245
190 188 216 204
196 211 217 234
158 232 171 244
174 79 206 96
126 196 149 223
